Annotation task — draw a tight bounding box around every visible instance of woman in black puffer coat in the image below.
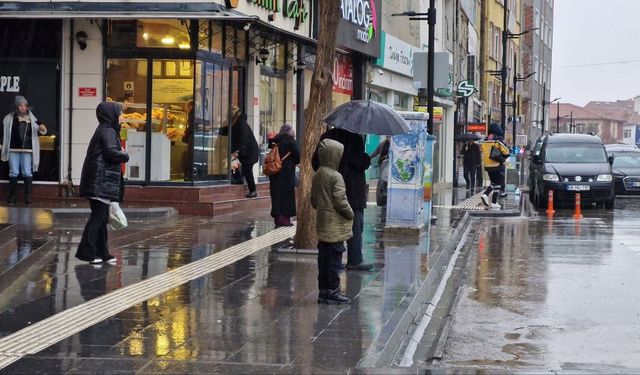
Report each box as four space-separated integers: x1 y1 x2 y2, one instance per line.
76 102 129 265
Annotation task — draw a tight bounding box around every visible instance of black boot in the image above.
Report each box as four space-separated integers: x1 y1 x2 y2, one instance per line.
317 289 329 304
324 288 351 304
7 177 17 204
24 177 32 204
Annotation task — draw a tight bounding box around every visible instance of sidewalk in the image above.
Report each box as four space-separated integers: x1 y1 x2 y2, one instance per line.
0 187 489 374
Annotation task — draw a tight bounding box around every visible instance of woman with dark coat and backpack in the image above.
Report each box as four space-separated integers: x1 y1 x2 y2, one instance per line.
76 102 129 265
267 124 300 227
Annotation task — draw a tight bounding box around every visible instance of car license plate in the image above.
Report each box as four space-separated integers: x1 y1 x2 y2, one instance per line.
567 185 590 191
633 182 640 187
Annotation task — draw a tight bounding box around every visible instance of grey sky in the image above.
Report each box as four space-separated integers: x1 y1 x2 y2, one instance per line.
551 0 640 106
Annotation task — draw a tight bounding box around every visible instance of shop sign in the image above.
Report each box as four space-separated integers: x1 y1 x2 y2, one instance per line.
375 32 415 77
0 76 20 92
333 54 353 96
152 79 193 104
467 123 487 132
335 0 381 58
433 107 443 123
78 87 97 97
246 0 308 25
247 0 279 12
284 0 308 28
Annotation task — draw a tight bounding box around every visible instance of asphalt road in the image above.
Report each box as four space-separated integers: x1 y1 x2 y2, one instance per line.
440 197 640 373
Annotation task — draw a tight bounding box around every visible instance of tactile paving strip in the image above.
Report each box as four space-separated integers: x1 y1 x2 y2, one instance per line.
0 225 296 369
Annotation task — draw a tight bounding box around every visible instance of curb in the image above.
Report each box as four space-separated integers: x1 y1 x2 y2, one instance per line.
359 211 474 368
46 207 178 219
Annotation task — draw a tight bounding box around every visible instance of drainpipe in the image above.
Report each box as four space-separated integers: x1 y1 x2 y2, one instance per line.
66 20 76 197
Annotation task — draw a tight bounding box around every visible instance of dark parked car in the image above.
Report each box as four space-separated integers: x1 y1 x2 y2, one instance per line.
529 134 615 209
606 144 640 194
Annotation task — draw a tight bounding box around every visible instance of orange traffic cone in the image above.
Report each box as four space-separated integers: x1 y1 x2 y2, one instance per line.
546 190 555 215
573 193 583 219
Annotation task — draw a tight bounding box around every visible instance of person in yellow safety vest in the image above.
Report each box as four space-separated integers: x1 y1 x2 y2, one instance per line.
479 123 511 210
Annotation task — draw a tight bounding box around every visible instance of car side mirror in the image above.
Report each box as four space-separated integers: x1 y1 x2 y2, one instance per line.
608 155 614 165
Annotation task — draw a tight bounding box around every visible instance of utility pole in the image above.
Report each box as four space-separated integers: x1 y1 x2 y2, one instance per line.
427 0 436 135
500 0 509 135
512 53 518 148
540 81 546 132
392 1 436 135
570 111 573 133
556 101 560 133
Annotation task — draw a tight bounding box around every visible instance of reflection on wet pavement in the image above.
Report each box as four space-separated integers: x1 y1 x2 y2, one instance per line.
0 197 469 374
443 200 640 372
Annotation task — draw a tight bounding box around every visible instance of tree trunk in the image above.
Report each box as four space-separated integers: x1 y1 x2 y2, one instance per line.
294 0 341 249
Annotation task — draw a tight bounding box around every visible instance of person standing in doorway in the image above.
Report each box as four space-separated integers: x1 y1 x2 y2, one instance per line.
2 95 47 204
460 139 481 190
268 124 300 228
313 127 373 271
76 102 129 265
480 123 510 210
230 106 259 198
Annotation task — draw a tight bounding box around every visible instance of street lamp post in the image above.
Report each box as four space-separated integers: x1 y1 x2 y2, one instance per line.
541 85 560 133
392 0 436 135
500 0 509 135
556 101 560 133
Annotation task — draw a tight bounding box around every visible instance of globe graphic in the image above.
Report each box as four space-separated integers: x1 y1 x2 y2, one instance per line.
392 158 416 182
391 133 417 183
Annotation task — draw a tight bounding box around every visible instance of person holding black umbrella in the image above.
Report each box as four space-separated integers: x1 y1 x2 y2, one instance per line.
460 139 481 191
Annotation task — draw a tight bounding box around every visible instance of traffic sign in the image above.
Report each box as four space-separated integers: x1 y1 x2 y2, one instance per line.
457 80 476 97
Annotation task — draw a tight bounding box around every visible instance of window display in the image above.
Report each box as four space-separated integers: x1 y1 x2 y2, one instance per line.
109 20 191 50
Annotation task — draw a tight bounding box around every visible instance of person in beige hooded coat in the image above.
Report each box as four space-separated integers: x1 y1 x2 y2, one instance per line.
311 139 353 304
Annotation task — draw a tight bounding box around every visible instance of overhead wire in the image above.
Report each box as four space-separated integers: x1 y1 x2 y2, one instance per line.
556 59 640 69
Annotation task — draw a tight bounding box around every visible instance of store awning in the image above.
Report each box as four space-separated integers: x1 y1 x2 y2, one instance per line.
0 2 259 20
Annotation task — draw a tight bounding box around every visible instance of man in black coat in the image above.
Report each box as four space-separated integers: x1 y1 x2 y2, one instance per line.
460 140 481 190
313 127 373 271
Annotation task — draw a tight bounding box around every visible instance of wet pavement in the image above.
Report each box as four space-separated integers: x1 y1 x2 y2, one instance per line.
0 188 477 374
440 197 640 373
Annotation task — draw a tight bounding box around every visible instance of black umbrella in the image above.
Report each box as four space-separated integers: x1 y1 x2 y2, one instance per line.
323 100 411 135
454 133 482 142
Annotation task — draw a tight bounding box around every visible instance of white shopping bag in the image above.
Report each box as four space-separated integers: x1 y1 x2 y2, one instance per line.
109 202 128 229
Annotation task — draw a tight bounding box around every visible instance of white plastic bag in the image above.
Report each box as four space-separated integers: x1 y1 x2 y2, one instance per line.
109 202 128 229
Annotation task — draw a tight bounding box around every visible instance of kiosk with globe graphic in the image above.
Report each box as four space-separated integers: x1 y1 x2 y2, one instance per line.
385 111 434 232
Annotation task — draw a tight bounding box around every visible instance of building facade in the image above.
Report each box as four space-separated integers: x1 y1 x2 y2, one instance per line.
521 0 554 145
480 0 522 146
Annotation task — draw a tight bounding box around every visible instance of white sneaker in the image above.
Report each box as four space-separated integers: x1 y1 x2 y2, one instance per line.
89 258 103 265
481 194 490 206
490 203 501 210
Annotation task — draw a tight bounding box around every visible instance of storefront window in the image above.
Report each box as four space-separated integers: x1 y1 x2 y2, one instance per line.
259 73 285 174
106 58 149 181
198 21 210 52
150 59 194 181
212 23 223 54
0 19 62 182
193 62 234 181
108 20 191 50
394 93 410 110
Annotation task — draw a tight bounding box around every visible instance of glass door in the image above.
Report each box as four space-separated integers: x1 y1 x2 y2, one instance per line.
150 59 195 182
106 58 149 182
193 61 232 181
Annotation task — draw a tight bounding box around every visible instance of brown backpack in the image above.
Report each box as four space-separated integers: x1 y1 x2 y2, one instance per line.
262 143 291 176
